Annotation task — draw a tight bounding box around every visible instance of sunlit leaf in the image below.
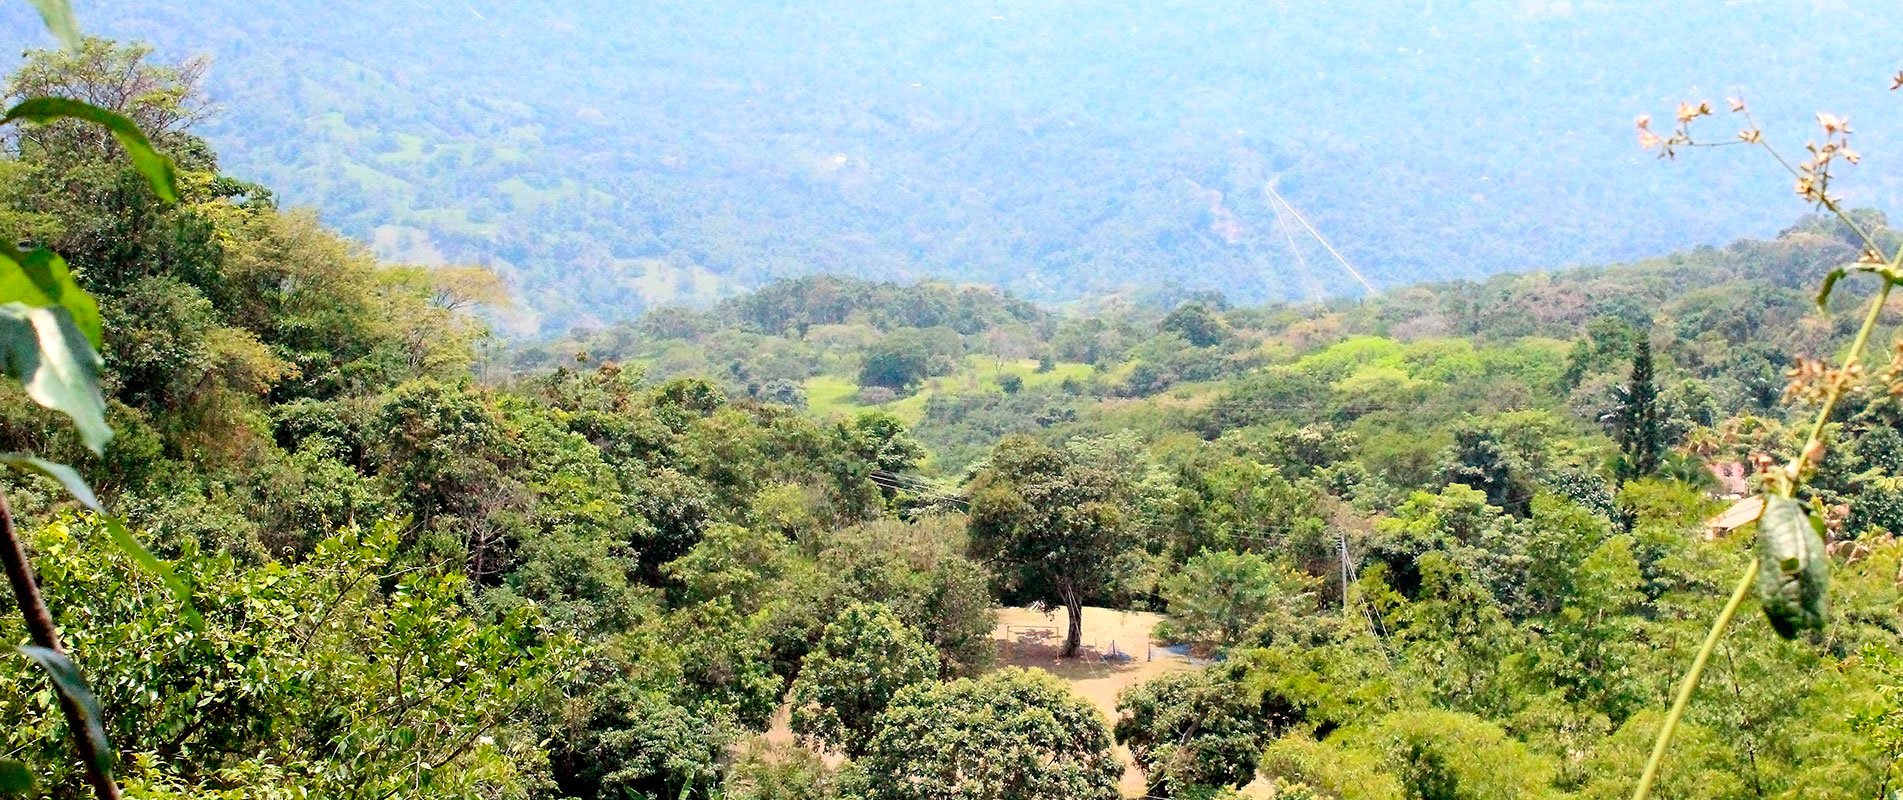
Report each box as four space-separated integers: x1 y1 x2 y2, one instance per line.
0 246 102 348
0 303 108 453
15 645 112 778
20 0 80 50
2 97 178 203
1754 495 1830 638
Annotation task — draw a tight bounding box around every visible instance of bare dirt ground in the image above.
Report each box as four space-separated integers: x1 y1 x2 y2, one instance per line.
990 605 1200 797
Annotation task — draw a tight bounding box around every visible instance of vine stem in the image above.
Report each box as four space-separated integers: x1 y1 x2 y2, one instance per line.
1630 557 1760 800
1787 279 1895 495
0 490 122 800
1632 253 1893 800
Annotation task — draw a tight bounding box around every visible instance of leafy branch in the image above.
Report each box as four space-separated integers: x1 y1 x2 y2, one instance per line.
0 1 200 798
1628 85 1903 800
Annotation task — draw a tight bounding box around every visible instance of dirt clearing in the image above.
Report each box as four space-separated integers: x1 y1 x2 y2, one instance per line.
990 605 1201 797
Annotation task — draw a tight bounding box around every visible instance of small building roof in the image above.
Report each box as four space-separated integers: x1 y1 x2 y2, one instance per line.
1706 495 1765 537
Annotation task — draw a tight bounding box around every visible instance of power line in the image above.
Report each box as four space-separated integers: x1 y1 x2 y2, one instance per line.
1264 182 1376 294
1268 186 1324 302
868 470 971 508
870 469 956 493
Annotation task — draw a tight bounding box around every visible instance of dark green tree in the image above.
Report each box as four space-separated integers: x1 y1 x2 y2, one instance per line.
850 668 1120 800
1156 550 1319 651
1444 426 1533 517
1114 656 1301 796
857 346 931 392
1609 338 1664 482
1159 302 1225 347
788 602 937 756
857 328 957 392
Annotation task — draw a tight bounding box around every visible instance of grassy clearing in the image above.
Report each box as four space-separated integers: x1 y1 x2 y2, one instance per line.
803 359 1095 426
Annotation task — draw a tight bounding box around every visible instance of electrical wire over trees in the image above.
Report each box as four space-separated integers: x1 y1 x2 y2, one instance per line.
1265 182 1377 296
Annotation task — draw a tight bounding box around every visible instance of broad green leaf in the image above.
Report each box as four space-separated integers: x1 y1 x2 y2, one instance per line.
0 454 202 630
0 303 108 453
0 246 102 348
2 98 178 203
0 759 27 794
21 0 80 50
103 516 203 631
16 645 112 778
1754 495 1830 638
0 453 96 506
1816 267 1846 310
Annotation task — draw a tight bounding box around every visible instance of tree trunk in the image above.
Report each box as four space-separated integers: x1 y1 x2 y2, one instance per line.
1061 586 1084 658
0 491 122 800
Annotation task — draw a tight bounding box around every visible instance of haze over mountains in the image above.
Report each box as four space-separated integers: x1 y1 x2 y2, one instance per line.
7 0 1900 333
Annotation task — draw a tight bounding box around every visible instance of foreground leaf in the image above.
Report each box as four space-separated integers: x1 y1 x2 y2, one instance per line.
0 247 102 348
0 303 108 453
102 516 203 631
20 0 80 50
1754 495 1830 638
0 454 202 630
1817 263 1903 310
2 97 178 203
16 645 112 778
1816 267 1848 310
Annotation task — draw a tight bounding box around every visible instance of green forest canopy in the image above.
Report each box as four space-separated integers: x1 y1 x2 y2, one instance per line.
2 19 1903 800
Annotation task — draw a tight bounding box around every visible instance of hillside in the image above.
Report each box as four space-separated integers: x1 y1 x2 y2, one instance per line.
6 0 1903 332
521 210 1890 478
7 10 1903 800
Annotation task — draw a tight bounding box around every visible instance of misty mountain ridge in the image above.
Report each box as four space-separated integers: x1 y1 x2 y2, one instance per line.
7 0 1901 334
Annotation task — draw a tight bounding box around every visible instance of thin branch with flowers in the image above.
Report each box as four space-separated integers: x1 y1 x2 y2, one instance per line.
1627 73 1903 800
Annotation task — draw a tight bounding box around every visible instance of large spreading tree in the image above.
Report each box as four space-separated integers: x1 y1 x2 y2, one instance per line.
967 436 1130 658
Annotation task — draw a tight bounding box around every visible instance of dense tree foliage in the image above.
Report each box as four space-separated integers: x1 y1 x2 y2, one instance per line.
788 602 937 757
967 436 1133 657
0 519 570 798
5 23 1903 800
1114 655 1301 796
846 668 1122 800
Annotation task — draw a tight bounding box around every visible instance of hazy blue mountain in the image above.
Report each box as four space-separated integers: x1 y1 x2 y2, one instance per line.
6 0 1899 334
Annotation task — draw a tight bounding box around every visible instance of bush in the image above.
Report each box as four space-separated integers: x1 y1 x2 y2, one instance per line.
789 602 938 756
851 668 1121 800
